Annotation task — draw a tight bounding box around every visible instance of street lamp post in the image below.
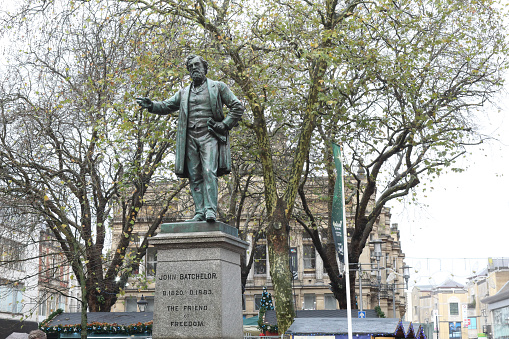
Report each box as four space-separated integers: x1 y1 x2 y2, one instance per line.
370 239 383 306
403 265 410 289
350 263 381 313
386 264 411 318
359 265 363 312
392 283 396 316
137 295 148 312
436 313 440 339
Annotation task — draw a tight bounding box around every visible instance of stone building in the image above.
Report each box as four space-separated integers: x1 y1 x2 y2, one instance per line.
411 260 509 339
110 176 409 319
0 207 39 324
468 258 509 339
482 281 509 339
0 206 80 332
411 279 469 339
36 229 81 321
242 213 408 319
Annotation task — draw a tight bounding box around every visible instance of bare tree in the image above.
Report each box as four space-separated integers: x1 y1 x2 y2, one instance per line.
0 1 191 337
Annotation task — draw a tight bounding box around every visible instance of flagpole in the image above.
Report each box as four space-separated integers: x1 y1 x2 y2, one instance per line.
339 151 353 339
331 143 353 339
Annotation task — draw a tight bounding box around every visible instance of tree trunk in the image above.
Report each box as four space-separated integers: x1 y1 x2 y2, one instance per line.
86 277 119 312
80 277 88 339
323 239 347 309
267 197 295 334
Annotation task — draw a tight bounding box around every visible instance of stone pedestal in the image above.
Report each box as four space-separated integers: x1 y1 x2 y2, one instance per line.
149 221 248 339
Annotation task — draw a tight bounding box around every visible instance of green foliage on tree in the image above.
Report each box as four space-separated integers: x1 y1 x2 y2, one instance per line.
1 0 508 335
296 0 509 308
375 306 386 318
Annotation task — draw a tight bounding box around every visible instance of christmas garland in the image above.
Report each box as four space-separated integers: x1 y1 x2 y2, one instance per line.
41 321 153 334
40 308 64 329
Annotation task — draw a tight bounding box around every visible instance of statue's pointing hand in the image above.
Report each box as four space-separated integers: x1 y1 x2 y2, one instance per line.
136 97 153 110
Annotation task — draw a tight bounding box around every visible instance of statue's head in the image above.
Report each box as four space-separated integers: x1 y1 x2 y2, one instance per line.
186 54 208 76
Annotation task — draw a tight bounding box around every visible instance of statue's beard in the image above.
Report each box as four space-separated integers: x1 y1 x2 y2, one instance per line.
191 71 205 83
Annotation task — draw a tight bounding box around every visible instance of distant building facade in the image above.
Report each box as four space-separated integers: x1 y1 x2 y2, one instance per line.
36 229 81 322
0 207 39 323
0 206 80 324
411 279 469 339
111 176 409 319
243 210 408 319
411 258 509 339
482 281 509 339
470 258 509 339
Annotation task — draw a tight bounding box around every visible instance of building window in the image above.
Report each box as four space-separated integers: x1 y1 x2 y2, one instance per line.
49 295 57 313
303 294 316 310
449 322 461 338
0 283 23 313
58 295 65 311
0 237 25 271
39 300 46 317
254 245 266 275
468 317 477 330
257 231 266 239
146 247 157 276
52 255 58 277
254 294 262 311
126 248 140 275
125 297 137 312
303 245 315 269
69 292 81 312
130 233 140 244
449 302 459 315
145 296 154 312
324 294 337 310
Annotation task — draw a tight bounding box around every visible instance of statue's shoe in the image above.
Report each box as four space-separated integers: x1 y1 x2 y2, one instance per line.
205 212 216 223
186 214 205 222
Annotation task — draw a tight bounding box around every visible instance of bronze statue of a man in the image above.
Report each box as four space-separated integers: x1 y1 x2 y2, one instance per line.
137 55 244 222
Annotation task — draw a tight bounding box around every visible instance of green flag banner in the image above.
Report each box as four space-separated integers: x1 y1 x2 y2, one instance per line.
331 143 345 263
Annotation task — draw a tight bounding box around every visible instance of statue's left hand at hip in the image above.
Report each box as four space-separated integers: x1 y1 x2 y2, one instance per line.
208 119 227 135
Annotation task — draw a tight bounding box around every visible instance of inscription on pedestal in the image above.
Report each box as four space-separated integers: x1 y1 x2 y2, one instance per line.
155 262 221 334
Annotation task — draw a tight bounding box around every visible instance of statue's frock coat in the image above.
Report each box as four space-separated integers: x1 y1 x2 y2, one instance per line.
150 78 244 178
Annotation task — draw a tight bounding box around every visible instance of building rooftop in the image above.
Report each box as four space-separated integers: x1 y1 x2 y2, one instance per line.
264 309 379 325
467 268 489 281
488 257 509 270
482 281 509 305
286 318 411 336
413 285 435 291
436 278 464 289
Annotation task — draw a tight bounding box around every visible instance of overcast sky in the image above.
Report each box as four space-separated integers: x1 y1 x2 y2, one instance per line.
390 87 509 288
